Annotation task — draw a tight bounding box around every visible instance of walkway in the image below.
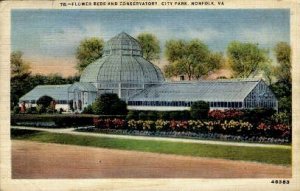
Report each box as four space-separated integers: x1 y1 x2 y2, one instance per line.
11 126 291 149
12 140 291 178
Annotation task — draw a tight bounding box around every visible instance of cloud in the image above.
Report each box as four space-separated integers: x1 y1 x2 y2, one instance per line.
131 25 221 43
37 23 108 57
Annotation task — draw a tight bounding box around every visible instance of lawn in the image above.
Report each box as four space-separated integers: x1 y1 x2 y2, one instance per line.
11 129 291 166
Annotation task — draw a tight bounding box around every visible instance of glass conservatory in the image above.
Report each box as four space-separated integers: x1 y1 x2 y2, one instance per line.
127 79 278 111
19 32 278 112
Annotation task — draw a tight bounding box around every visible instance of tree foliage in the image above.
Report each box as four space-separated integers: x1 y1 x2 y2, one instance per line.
164 39 223 80
194 52 224 79
11 51 31 78
76 37 104 72
270 80 291 113
227 41 268 78
11 51 32 107
10 51 80 108
137 33 160 61
36 95 53 108
92 93 128 115
269 42 291 115
273 42 291 83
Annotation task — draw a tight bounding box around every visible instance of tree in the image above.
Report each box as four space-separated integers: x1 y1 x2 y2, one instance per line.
10 51 80 108
45 73 65 84
190 101 210 119
270 42 291 114
194 52 224 79
36 95 54 114
92 93 128 115
10 51 32 107
227 41 269 78
11 51 31 78
270 80 291 113
273 42 291 83
76 37 104 72
36 95 53 108
164 39 222 80
260 62 275 85
137 33 160 61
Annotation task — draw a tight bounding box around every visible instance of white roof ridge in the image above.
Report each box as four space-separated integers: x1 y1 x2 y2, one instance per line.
165 78 261 84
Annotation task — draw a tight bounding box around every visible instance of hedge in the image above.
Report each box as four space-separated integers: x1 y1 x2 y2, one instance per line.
11 114 126 127
126 108 276 122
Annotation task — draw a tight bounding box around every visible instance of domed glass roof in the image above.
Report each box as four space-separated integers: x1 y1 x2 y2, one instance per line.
103 32 142 56
80 32 164 84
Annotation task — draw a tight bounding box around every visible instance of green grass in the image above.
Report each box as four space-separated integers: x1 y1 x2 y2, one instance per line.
11 129 291 166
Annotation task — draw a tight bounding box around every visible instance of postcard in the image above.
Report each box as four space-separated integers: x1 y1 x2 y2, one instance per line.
0 0 299 190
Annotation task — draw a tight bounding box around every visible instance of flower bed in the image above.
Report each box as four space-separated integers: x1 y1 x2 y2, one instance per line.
92 118 291 142
75 128 290 144
208 109 244 120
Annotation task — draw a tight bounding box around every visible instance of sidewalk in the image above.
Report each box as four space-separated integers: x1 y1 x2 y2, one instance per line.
11 126 291 149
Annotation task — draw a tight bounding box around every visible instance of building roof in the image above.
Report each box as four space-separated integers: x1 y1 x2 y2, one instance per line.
103 32 142 57
68 82 97 92
19 84 72 102
129 79 261 102
80 32 164 84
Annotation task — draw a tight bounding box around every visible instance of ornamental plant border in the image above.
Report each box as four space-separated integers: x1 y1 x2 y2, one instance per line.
92 118 291 142
76 128 290 144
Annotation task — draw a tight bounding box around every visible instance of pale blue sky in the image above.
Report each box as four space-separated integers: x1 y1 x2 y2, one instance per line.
12 9 290 59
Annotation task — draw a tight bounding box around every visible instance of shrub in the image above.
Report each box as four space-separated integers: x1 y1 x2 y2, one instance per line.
138 112 147 120
179 110 191 120
126 110 139 120
25 107 37 114
111 100 128 115
59 108 64 114
36 105 46 114
208 109 244 120
190 101 209 119
208 110 225 120
169 111 181 120
242 108 276 124
273 124 291 139
46 106 56 114
82 105 94 114
271 112 291 125
147 111 158 120
278 96 292 113
11 114 96 127
36 95 53 108
158 111 170 120
13 106 20 114
68 100 74 111
53 115 94 127
92 93 128 115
